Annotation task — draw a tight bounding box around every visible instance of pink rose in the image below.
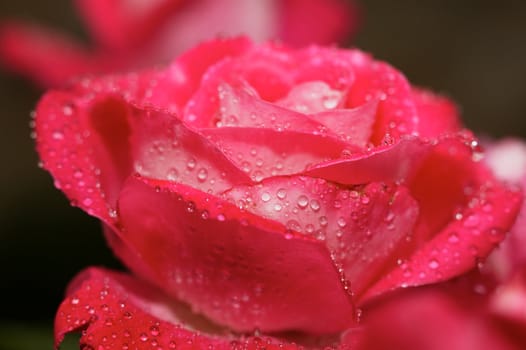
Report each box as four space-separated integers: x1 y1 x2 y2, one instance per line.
0 0 358 87
36 37 521 348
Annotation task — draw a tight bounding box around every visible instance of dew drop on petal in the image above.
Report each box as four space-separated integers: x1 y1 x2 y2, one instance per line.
297 195 309 209
149 325 160 336
428 259 440 270
448 232 459 244
52 131 64 140
186 158 196 170
310 199 321 212
276 188 287 199
261 192 271 202
167 167 179 181
197 168 208 182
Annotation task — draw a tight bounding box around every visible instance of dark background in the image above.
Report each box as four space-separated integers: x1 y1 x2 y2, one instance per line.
1 0 525 348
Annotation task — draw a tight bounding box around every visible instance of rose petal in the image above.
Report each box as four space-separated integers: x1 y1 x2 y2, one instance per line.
485 139 526 184
55 267 304 350
35 91 115 221
75 0 185 51
202 126 351 181
35 88 249 221
183 43 357 128
303 137 431 185
411 87 462 138
0 22 111 87
278 0 360 47
127 105 251 194
223 177 419 295
112 176 356 334
276 81 346 114
310 101 378 147
357 287 519 350
362 158 522 302
214 83 336 133
344 51 419 142
490 272 526 327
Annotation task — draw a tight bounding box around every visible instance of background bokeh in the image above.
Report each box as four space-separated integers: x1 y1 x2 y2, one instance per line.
1 0 525 349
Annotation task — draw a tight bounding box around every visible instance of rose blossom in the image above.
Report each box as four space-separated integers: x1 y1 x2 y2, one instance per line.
0 0 358 87
35 37 521 348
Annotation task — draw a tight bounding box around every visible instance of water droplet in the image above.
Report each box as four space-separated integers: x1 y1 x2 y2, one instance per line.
319 216 328 227
276 188 287 199
186 158 196 170
186 202 196 213
52 131 64 140
305 224 315 233
139 333 148 342
167 168 179 181
463 215 480 227
337 217 347 228
63 104 74 116
448 232 459 244
261 192 271 202
217 213 226 221
310 199 321 212
197 168 208 182
322 96 339 109
71 297 79 305
297 195 309 209
150 325 160 336
428 259 439 269
286 220 301 232
274 203 282 212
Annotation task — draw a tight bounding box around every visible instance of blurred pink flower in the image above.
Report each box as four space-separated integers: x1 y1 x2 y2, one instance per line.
0 0 359 87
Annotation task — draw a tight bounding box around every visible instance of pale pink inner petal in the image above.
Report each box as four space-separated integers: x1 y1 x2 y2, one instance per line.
311 101 378 147
276 81 345 114
304 137 431 185
201 126 354 181
127 105 250 194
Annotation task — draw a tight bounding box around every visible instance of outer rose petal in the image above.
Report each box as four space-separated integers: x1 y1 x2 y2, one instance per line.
75 0 185 51
0 22 114 87
363 162 522 302
411 88 462 138
112 176 356 334
344 51 419 143
279 0 359 47
55 267 306 350
357 287 520 350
